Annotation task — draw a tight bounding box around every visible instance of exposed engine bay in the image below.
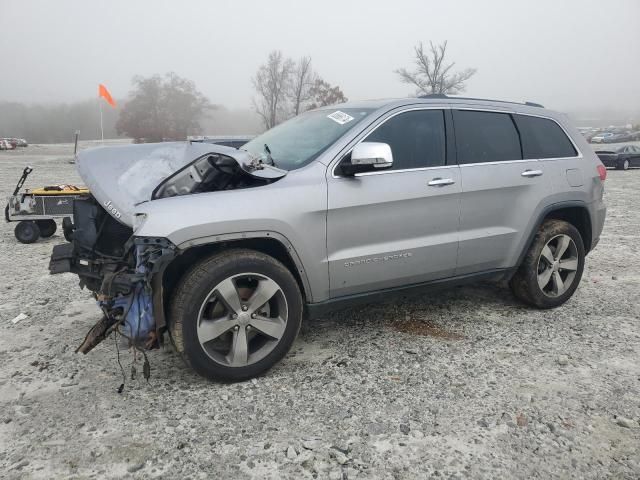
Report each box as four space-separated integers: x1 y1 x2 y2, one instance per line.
153 152 275 199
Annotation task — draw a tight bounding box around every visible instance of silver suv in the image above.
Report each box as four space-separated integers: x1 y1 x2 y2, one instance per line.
50 96 607 381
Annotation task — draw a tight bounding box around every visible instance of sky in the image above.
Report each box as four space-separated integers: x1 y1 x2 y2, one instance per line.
1 0 639 114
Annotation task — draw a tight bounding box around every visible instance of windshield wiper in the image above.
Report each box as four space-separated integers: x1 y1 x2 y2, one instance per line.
264 144 277 167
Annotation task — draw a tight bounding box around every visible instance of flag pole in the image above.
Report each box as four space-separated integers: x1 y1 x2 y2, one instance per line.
99 99 104 142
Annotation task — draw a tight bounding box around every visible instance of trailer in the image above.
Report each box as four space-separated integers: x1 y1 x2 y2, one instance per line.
4 166 89 243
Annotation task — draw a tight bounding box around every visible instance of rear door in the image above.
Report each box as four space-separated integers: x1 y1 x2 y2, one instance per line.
326 108 461 298
513 113 581 192
453 109 551 275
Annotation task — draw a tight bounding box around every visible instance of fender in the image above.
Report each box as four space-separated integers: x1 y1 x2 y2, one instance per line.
176 230 314 302
514 200 592 270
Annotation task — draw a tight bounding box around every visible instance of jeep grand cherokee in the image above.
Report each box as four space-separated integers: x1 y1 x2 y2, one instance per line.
50 96 607 381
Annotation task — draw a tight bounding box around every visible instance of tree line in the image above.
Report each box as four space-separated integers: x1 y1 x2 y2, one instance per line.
0 99 119 144
0 41 476 143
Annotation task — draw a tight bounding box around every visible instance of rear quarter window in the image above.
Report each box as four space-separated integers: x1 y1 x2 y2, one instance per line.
513 115 577 159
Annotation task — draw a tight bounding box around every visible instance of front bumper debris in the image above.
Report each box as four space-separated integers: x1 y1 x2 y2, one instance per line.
50 243 74 274
50 236 176 352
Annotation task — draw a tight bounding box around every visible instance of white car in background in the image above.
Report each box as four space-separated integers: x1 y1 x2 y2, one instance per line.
591 132 614 144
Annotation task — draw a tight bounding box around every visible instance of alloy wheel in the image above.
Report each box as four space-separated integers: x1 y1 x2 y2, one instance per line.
536 234 579 297
196 273 288 367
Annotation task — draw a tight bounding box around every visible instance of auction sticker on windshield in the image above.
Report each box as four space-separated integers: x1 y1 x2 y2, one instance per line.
327 111 355 125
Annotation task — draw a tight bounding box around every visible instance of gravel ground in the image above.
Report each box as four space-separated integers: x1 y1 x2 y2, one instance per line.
0 143 639 479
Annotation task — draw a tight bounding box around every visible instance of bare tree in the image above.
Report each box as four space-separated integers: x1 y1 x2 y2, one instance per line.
395 41 477 96
252 51 349 126
252 51 294 129
307 79 348 110
289 56 317 116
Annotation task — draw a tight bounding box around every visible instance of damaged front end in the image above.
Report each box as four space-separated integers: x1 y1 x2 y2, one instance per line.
50 196 176 353
49 141 287 356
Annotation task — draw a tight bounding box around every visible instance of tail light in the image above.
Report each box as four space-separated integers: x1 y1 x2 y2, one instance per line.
597 164 607 181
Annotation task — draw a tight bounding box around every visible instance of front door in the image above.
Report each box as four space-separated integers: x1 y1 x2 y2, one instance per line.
326 109 461 298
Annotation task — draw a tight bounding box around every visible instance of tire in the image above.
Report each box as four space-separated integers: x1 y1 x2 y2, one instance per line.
622 159 630 171
509 219 585 309
14 221 41 244
62 217 74 242
36 219 57 237
169 249 303 381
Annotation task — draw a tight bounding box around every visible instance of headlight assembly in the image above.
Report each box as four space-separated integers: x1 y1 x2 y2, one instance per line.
132 213 147 232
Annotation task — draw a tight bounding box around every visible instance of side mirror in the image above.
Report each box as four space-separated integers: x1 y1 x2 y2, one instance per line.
339 142 393 176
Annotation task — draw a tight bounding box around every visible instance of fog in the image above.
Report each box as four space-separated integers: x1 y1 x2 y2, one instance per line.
1 0 639 123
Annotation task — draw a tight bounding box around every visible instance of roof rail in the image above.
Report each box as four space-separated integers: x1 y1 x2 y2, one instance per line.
418 94 544 108
419 93 448 99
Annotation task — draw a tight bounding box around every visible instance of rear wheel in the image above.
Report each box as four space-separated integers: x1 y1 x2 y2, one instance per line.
14 221 41 244
510 219 585 309
622 159 630 171
36 219 57 237
170 249 303 381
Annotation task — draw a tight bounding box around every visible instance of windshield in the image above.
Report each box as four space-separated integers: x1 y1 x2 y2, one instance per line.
242 108 374 170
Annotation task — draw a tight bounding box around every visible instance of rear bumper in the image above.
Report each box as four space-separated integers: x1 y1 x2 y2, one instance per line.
589 200 606 252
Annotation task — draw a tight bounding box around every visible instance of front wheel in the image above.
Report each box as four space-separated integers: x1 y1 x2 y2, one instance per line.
170 249 303 381
509 219 585 309
621 159 630 171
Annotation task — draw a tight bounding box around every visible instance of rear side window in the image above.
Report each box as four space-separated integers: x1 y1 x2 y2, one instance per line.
364 109 446 170
514 115 577 159
453 110 522 164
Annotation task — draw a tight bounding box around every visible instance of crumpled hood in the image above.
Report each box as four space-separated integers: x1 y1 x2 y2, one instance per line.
76 141 286 226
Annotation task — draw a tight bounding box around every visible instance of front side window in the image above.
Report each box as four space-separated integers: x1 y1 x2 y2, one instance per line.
513 115 577 159
242 108 374 171
364 109 446 170
453 110 522 164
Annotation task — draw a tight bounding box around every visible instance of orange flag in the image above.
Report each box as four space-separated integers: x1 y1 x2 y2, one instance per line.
98 84 116 107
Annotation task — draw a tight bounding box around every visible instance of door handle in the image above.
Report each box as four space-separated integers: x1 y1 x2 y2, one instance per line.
521 169 543 177
428 177 455 187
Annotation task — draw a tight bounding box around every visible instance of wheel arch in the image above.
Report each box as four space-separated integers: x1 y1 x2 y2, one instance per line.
515 202 593 269
159 233 313 323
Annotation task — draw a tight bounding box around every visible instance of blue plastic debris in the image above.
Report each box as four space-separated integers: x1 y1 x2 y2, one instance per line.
122 286 154 341
101 244 156 343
